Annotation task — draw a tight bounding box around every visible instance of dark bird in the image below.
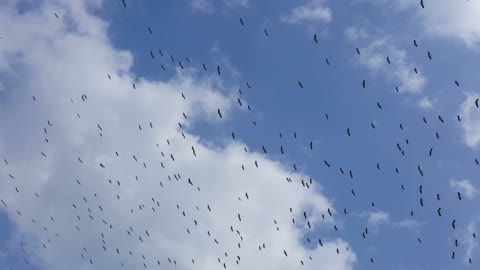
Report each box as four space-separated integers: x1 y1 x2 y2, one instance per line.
298 81 304 88
192 147 197 157
54 13 59 18
202 64 207 71
314 34 318 43
386 57 391 64
284 250 288 257
413 40 418 47
458 115 462 122
264 29 269 36
428 51 432 60
217 65 221 75
148 27 152 34
475 98 479 108
437 208 442 216
217 109 223 118
420 0 424 8
438 115 444 123
418 165 424 176
240 18 244 26
324 160 331 167
455 80 460 86
429 148 433 156
362 80 366 88
356 48 360 55
377 102 382 109
452 219 456 229
458 192 462 200
347 128 351 136
122 0 126 7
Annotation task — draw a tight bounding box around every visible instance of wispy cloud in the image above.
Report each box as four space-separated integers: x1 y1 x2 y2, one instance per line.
345 26 426 94
281 0 332 24
418 96 437 109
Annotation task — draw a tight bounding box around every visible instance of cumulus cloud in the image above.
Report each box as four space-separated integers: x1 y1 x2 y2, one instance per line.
458 93 480 149
449 179 478 199
0 1 356 270
345 26 426 94
281 0 332 24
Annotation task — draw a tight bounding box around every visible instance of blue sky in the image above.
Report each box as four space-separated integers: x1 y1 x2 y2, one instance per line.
1 0 480 269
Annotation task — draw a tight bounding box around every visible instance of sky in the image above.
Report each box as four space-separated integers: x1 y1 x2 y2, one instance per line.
0 0 480 269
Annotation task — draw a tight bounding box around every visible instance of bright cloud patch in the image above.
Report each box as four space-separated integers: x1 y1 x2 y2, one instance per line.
458 93 480 149
0 1 356 270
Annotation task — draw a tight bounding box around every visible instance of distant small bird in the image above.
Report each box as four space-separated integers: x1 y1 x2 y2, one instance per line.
314 34 318 43
362 80 366 88
356 48 360 55
217 66 221 75
475 98 479 108
420 0 424 8
455 80 460 86
148 27 152 34
240 18 244 26
264 29 269 36
428 51 432 60
298 81 304 88
217 109 222 118
413 40 418 47
54 13 59 19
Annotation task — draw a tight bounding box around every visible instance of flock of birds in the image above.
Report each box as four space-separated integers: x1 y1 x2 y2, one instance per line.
1 0 480 269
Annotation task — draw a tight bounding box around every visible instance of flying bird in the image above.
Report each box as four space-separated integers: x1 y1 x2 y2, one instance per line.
314 34 318 43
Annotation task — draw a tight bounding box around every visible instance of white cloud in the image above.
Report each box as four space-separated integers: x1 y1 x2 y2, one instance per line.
449 179 478 199
190 0 214 14
365 211 390 226
369 0 480 49
418 96 437 109
420 0 480 49
465 221 479 262
458 93 480 149
281 0 332 24
0 1 356 270
345 26 426 94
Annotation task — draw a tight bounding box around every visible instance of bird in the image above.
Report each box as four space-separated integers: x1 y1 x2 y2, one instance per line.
356 48 360 55
457 192 462 200
428 51 432 60
122 0 126 7
148 27 152 34
420 0 424 8
191 147 197 157
239 18 244 26
217 66 221 75
438 115 444 123
452 220 456 229
429 148 433 156
455 80 460 86
386 57 391 64
314 34 318 43
475 98 479 108
362 80 366 88
347 128 351 136
413 40 418 47
264 29 269 36
217 109 223 118
437 208 442 216
298 81 304 88
54 12 59 19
